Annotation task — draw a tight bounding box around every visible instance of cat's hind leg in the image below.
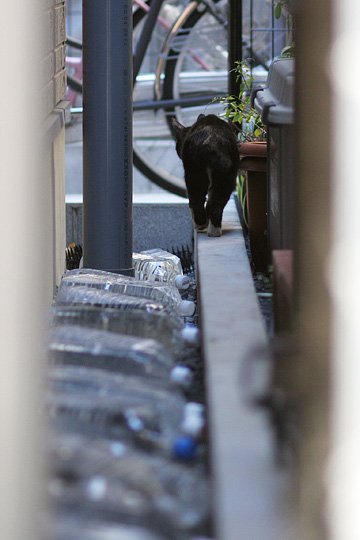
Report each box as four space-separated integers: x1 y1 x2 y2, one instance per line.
184 170 209 232
206 170 235 237
206 204 223 237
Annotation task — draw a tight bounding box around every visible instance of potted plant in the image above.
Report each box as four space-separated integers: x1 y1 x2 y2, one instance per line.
216 60 268 272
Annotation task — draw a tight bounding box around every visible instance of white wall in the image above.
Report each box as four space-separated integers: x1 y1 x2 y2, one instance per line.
0 1 66 539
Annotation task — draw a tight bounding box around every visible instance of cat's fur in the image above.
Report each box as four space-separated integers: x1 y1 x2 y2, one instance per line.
172 114 239 237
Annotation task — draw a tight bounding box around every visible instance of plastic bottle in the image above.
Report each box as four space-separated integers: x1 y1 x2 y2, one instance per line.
58 269 195 317
48 431 210 537
47 325 175 382
49 516 164 540
141 248 183 274
55 285 167 314
133 252 190 290
50 303 184 357
47 365 186 451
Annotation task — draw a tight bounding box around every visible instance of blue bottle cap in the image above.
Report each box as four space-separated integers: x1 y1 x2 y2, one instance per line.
172 435 197 461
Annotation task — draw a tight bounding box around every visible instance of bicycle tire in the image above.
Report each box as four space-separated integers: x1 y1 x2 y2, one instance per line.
133 0 228 196
132 1 189 197
161 0 227 136
132 0 195 197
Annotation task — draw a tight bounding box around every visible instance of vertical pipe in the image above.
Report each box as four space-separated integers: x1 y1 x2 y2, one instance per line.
228 0 242 96
83 0 133 274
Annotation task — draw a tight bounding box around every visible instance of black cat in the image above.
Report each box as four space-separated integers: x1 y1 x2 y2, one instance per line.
172 114 240 237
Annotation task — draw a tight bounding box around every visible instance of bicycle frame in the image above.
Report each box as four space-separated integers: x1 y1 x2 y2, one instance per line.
66 0 228 112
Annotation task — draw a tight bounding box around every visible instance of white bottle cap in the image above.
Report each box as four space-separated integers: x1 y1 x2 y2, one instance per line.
174 274 190 290
178 300 196 317
185 402 205 415
181 411 205 438
181 325 200 346
170 365 193 388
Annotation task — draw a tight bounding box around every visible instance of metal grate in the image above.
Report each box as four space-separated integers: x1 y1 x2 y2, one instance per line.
65 243 83 270
245 0 292 70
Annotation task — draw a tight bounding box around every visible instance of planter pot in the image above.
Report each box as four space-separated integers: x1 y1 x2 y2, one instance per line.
238 141 268 272
238 141 267 160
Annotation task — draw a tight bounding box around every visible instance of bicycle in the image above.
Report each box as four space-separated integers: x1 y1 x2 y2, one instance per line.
66 0 286 196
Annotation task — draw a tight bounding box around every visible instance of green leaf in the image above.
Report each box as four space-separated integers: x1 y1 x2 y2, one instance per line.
274 3 282 19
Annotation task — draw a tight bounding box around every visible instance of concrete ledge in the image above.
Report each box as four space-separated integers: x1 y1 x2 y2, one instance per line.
196 196 296 540
65 197 193 253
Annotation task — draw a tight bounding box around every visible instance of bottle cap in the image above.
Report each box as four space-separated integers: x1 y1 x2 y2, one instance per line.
170 365 193 388
174 274 190 290
181 414 204 438
181 325 200 346
178 300 196 317
185 401 205 415
172 435 197 461
182 402 205 437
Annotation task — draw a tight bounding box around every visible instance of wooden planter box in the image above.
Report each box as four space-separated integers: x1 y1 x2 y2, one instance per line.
238 141 268 273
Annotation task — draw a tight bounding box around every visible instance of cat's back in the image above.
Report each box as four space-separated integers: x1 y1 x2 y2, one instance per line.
186 114 234 142
182 114 239 167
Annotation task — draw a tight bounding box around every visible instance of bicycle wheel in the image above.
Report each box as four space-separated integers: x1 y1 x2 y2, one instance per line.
133 0 228 196
161 0 228 131
133 0 189 196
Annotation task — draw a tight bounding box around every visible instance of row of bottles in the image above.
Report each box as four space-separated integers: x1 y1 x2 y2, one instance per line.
48 431 209 539
48 365 186 452
47 249 208 539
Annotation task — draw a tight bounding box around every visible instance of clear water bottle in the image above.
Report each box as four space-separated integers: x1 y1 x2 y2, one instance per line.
47 365 186 451
59 269 195 317
50 304 184 357
48 514 164 540
55 285 167 313
133 252 190 290
53 289 199 365
48 431 210 537
47 325 176 382
141 248 183 274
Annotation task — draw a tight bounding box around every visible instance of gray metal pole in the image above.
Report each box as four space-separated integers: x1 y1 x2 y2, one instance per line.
228 0 242 97
83 0 133 274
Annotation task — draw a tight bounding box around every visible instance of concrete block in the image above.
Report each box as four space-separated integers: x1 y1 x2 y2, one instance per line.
65 197 193 253
133 200 193 252
197 196 297 540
